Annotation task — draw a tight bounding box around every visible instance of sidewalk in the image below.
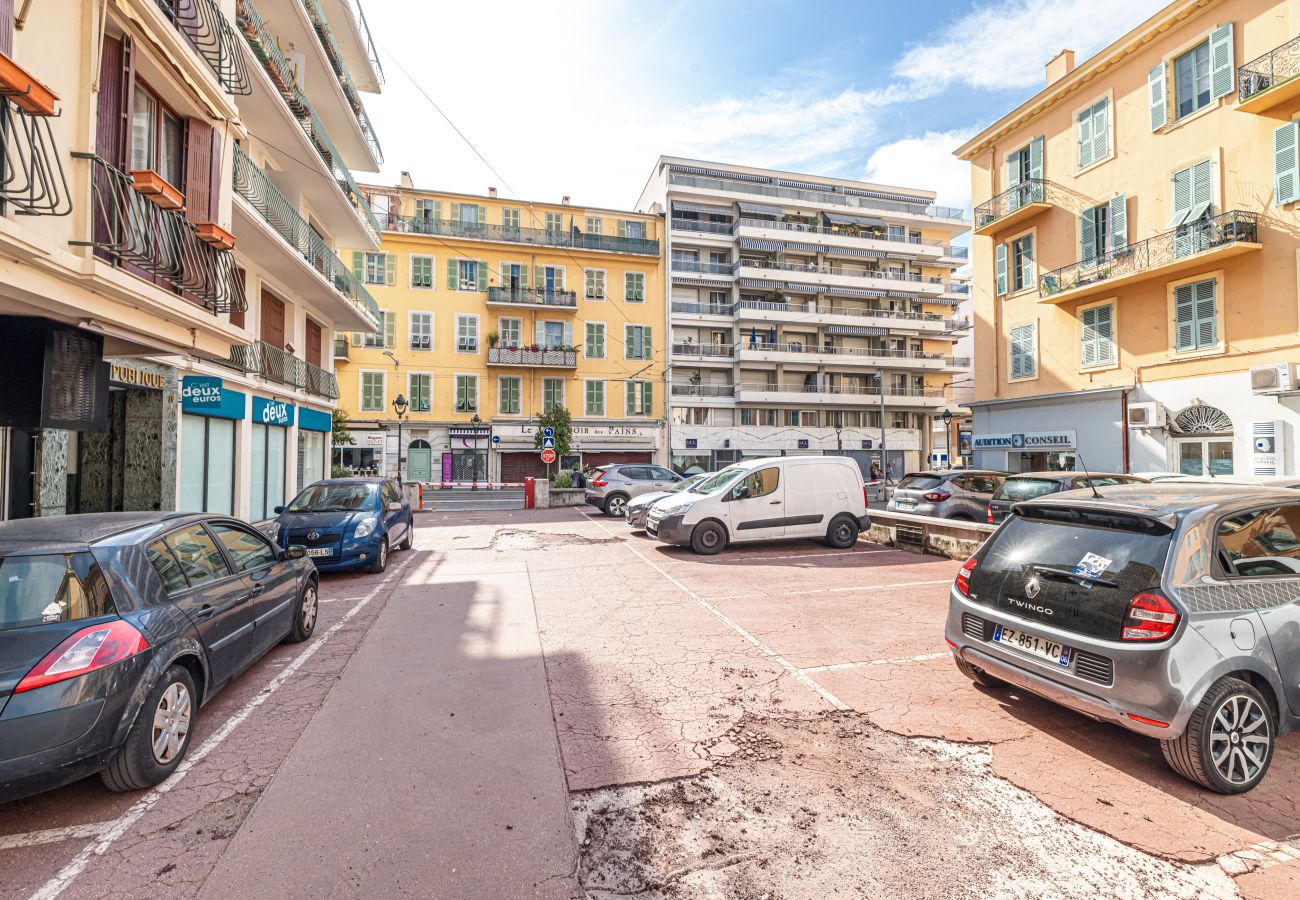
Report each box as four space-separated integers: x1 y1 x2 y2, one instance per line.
198 564 578 899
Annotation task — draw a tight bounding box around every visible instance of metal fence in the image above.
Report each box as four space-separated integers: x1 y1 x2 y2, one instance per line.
486 287 578 308
1238 34 1300 104
389 215 659 255
156 0 251 94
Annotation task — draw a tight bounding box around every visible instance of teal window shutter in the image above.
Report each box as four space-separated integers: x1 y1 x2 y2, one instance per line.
351 251 364 281
995 244 1008 296
1081 307 1098 367
1080 209 1097 264
386 253 397 286
1148 63 1167 131
1274 122 1299 206
1028 136 1043 181
1210 23 1235 100
1174 284 1196 350
1109 195 1127 253
1091 100 1108 163
476 262 487 291
1006 150 1021 188
1077 108 1094 168
1095 304 1114 364
641 381 653 416
1019 235 1034 292
1194 279 1217 348
447 258 458 290
1191 160 1214 215
1168 167 1193 227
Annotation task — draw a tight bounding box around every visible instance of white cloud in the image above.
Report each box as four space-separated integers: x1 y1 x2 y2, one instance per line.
896 0 1168 94
862 128 980 213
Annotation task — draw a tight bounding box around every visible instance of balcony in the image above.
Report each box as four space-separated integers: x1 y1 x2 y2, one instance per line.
486 347 578 368
0 96 71 215
734 381 946 406
736 259 944 297
228 340 339 399
74 153 246 314
1039 211 1261 305
333 337 349 360
734 299 961 333
672 259 738 276
486 287 578 309
1237 35 1300 113
154 0 251 95
973 180 1069 235
732 216 964 262
734 343 967 370
670 217 733 235
672 342 735 361
390 215 659 256
671 301 734 318
300 0 382 162
233 145 380 331
670 383 735 398
945 282 970 295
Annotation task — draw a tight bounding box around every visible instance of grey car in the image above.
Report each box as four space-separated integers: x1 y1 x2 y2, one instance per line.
626 473 710 529
585 464 682 517
947 483 1300 793
887 470 1005 521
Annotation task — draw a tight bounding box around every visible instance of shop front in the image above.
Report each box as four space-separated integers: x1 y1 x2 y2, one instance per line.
492 422 660 480
447 425 490 483
179 375 245 515
251 396 293 522
297 407 331 492
337 427 386 475
970 388 1124 473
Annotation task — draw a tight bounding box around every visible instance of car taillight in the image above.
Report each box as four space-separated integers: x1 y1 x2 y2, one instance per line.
592 479 607 487
1122 592 1179 641
986 504 994 523
863 485 869 508
15 620 149 694
955 555 977 597
923 491 951 502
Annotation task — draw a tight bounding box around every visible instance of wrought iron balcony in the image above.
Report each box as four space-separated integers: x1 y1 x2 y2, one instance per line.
973 179 1069 234
233 145 380 329
0 99 71 215
390 215 659 256
73 153 246 313
1237 34 1300 113
1039 210 1261 304
228 339 339 398
154 0 251 95
486 286 578 308
486 347 578 368
299 0 383 163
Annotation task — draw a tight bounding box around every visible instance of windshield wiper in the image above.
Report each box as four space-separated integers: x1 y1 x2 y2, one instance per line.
1031 564 1118 589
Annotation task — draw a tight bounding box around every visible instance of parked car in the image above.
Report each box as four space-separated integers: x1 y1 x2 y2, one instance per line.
947 482 1300 793
647 456 869 555
267 478 412 573
987 471 1148 524
887 470 1006 521
585 464 682 518
626 473 710 530
0 512 318 801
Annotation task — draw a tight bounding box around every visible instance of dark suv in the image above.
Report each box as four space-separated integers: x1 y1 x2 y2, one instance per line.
987 472 1148 524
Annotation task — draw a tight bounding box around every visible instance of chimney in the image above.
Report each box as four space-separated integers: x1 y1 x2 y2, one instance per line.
488 186 497 198
400 170 414 189
562 195 570 206
1046 49 1076 86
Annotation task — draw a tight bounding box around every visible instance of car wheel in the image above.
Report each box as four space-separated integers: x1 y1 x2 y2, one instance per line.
286 580 318 643
398 518 413 551
101 665 196 792
1161 677 1275 793
604 493 629 518
824 514 859 548
954 655 1006 689
368 537 389 574
690 520 727 555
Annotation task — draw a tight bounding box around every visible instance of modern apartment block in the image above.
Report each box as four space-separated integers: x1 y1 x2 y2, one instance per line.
958 0 1300 476
0 0 383 520
337 178 665 483
637 157 971 476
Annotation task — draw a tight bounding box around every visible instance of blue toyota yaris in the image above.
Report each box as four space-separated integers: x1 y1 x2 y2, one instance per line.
267 478 413 573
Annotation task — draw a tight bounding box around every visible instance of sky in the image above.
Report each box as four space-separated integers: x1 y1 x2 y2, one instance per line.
358 0 1169 215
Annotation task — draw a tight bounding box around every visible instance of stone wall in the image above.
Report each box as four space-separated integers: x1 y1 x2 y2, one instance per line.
35 429 68 516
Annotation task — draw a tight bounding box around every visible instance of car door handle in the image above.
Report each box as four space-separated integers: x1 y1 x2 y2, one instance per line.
769 500 782 505
246 584 265 598
196 594 251 620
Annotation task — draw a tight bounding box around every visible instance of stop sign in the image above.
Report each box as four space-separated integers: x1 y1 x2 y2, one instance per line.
540 448 556 464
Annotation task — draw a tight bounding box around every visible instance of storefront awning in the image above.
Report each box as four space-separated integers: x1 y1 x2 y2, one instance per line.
672 200 734 216
776 178 828 191
827 324 887 336
737 202 783 217
824 212 885 227
738 237 783 252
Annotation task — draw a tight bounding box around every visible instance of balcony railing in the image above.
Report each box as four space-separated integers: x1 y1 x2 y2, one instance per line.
736 342 959 364
736 381 946 399
300 0 383 163
1039 211 1260 298
0 99 71 216
945 282 970 294
739 258 933 283
734 299 957 328
486 347 578 367
672 301 734 316
73 153 246 313
732 216 959 254
671 217 733 234
1238 34 1300 105
155 0 251 95
973 179 1069 231
672 343 734 358
389 215 659 255
233 145 380 330
671 259 738 275
668 172 966 221
486 286 578 308
228 339 339 398
333 337 349 360
671 383 734 397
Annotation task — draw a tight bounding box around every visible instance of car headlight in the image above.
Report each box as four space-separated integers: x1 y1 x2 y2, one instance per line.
353 517 377 539
264 521 281 541
662 500 693 515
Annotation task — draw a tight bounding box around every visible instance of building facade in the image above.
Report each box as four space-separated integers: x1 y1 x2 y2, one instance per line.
0 0 383 520
958 0 1300 476
636 157 971 477
336 179 665 482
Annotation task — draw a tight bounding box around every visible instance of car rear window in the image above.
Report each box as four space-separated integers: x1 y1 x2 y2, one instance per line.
0 553 116 631
897 474 944 491
993 478 1059 501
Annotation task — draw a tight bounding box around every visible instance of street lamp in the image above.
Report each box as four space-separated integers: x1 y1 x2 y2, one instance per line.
941 409 953 471
392 394 408 482
470 413 483 490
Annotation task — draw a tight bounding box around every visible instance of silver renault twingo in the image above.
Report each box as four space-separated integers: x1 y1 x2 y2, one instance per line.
946 482 1300 793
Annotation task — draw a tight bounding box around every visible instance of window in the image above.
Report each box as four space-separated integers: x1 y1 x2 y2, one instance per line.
538 265 564 293
545 211 563 233
624 272 646 302
363 252 389 285
362 310 388 349
672 406 712 425
458 204 480 226
620 220 645 240
410 255 434 289
455 375 478 413
997 233 1034 295
1174 278 1218 352
413 198 438 221
179 416 235 515
739 408 754 426
454 259 483 292
409 312 432 351
585 380 605 416
358 371 386 412
500 262 527 292
1174 42 1211 120
786 410 800 426
1080 303 1115 368
1277 121 1300 207
585 269 607 300
147 541 188 594
499 317 522 348
734 467 779 500
1009 322 1037 379
408 373 432 411
1077 98 1109 168
502 208 521 229
585 215 602 234
1216 505 1300 578
130 84 184 190
1169 160 1214 229
1081 204 1110 263
498 376 521 414
162 525 231 587
209 524 278 573
539 320 568 349
543 377 565 411
625 380 653 416
625 324 653 360
708 290 728 311
456 314 479 352
581 322 605 360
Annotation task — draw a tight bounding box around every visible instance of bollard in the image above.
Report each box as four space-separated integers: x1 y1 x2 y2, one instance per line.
523 477 535 509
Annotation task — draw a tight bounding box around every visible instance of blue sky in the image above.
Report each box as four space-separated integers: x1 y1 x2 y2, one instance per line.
360 0 1167 213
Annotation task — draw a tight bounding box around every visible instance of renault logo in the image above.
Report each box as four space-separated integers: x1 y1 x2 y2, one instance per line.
1025 576 1042 599
307 530 320 541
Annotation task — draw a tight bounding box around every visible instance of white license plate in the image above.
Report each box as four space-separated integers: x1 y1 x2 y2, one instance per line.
993 624 1071 667
896 500 916 510
306 548 332 558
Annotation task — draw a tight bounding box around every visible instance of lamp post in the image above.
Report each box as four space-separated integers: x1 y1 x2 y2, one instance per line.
470 413 483 490
392 394 408 481
941 409 953 471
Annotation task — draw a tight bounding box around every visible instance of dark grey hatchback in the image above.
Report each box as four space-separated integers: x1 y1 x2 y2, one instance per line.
0 512 318 802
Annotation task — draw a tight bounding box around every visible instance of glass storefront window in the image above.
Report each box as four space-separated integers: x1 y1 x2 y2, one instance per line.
298 430 326 493
179 415 234 515
1175 439 1233 476
251 423 287 522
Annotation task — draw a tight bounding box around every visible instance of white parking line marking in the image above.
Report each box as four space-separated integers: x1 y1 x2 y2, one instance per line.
0 824 112 852
704 578 954 601
797 652 948 675
676 549 894 563
318 596 366 604
28 559 414 900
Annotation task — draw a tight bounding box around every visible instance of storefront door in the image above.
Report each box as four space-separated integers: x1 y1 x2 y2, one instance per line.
1174 439 1234 476
407 440 433 482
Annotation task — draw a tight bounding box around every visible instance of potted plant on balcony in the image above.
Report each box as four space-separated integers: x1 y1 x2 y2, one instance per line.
522 343 542 364
487 331 499 348
0 52 59 117
129 170 184 210
195 222 236 250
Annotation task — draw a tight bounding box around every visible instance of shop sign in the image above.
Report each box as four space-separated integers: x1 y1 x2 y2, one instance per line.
298 407 332 433
958 430 973 456
973 430 1076 451
253 396 295 427
685 438 698 449
364 432 386 448
797 439 810 449
181 376 245 420
109 361 167 390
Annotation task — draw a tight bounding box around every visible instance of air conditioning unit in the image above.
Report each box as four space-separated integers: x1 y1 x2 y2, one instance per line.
1127 401 1165 429
1251 363 1294 394
1252 420 1287 476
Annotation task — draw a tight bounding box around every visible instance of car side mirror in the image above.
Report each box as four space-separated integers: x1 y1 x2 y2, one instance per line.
285 545 307 560
386 501 403 512
273 506 285 514
729 485 751 501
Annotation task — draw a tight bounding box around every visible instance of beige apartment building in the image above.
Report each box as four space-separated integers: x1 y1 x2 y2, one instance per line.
958 0 1300 476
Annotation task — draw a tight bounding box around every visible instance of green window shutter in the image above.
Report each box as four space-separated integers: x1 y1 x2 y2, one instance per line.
641 382 653 416
1174 284 1196 350
1092 100 1108 163
384 312 395 348
563 322 573 347
351 251 364 281
1095 304 1114 364
386 253 397 285
534 266 543 290
1209 22 1235 100
1078 108 1094 168
478 205 487 224
643 326 652 359
476 262 487 291
1275 122 1299 206
556 267 565 290
1006 150 1021 188
447 258 458 290
625 382 635 416
624 324 634 359
1080 209 1097 264
1169 167 1192 227
1109 194 1127 253
1081 307 1098 367
1148 63 1167 131
1028 136 1043 181
617 220 627 238
351 332 362 347
519 264 529 288
1019 235 1034 292
450 202 460 222
433 200 442 221
1194 279 1217 347
995 243 1008 296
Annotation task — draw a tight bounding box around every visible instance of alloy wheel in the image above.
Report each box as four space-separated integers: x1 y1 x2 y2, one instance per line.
301 585 318 632
1209 694 1270 786
151 682 192 765
608 496 627 517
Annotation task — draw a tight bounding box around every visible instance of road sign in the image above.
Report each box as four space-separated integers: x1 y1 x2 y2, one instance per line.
540 448 557 464
542 436 556 450
491 435 501 444
542 426 555 438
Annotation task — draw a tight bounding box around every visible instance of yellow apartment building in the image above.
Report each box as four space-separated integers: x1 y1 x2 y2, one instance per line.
336 178 665 483
958 0 1300 476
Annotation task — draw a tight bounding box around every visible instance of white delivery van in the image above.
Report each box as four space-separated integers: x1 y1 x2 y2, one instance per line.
645 456 870 555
